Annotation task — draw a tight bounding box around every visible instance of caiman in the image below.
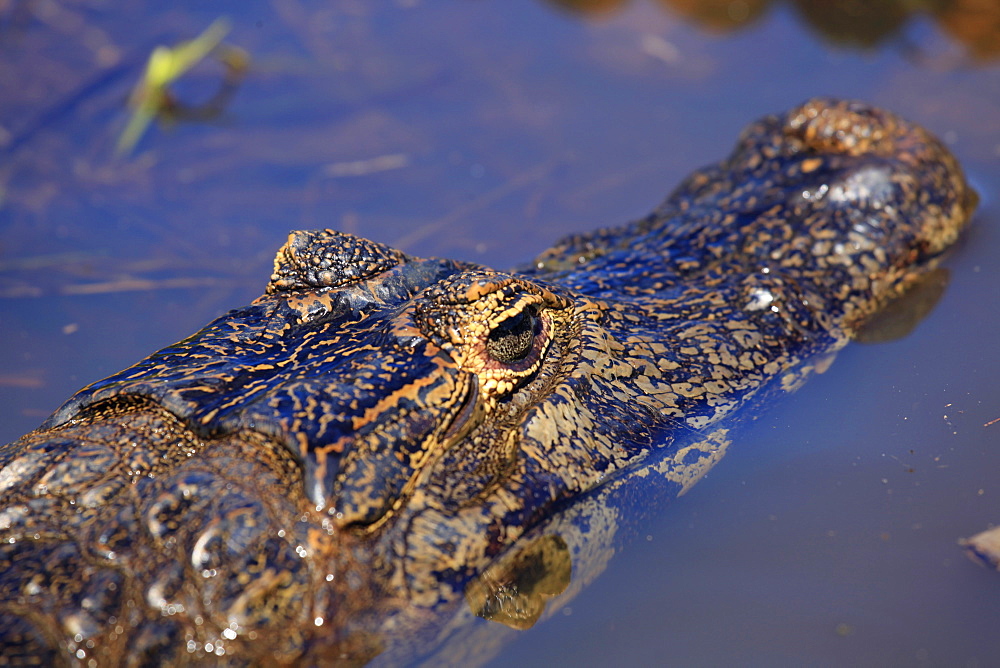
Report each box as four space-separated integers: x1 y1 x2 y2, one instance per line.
0 99 976 666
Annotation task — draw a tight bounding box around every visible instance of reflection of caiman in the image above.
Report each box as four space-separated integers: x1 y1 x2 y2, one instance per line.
0 99 975 665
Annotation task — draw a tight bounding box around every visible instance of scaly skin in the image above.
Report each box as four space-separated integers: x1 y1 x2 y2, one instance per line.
0 99 975 665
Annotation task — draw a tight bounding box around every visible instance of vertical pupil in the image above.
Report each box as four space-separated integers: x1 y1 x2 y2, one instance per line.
486 309 535 364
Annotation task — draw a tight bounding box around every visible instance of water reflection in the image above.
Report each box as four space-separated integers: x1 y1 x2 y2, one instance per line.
466 534 572 631
547 0 1000 61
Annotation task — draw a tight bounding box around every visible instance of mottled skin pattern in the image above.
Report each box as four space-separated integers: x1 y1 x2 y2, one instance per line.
0 100 975 665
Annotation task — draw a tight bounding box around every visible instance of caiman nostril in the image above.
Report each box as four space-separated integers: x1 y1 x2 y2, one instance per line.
965 187 981 218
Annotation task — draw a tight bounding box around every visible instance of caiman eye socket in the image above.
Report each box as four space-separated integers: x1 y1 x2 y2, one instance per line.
486 307 537 364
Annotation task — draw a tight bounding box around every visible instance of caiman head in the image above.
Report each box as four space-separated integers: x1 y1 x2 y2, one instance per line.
46 99 975 540
48 229 581 530
8 100 973 663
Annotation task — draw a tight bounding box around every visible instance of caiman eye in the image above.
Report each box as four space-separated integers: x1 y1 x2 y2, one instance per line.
486 307 537 364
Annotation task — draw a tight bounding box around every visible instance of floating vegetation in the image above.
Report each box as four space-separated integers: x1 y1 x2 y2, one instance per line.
117 18 249 154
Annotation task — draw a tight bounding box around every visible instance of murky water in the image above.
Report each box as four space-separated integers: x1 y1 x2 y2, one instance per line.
2 0 999 664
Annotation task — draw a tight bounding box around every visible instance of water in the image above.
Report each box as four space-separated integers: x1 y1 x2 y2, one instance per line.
2 0 999 664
